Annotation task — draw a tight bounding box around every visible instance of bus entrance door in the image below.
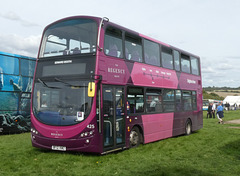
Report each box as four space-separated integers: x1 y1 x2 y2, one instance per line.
103 86 125 150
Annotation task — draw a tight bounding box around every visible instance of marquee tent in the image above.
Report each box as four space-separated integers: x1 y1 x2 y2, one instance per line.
223 96 240 106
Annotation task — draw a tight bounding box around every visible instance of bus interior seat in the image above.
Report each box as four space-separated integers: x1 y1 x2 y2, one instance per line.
131 51 140 62
108 44 118 57
72 47 81 54
144 53 150 63
150 56 158 65
63 49 68 55
182 65 189 73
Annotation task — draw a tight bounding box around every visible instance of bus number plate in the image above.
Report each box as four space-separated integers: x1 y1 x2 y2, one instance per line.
52 145 66 151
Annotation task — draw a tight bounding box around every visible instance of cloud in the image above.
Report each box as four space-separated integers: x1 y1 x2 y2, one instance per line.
0 11 39 27
226 56 240 60
0 34 41 57
217 63 234 70
201 67 215 74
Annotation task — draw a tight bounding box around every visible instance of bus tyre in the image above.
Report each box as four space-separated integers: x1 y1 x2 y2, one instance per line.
185 119 192 135
130 127 140 148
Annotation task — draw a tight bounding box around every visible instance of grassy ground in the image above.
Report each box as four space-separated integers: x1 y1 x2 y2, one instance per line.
0 111 240 176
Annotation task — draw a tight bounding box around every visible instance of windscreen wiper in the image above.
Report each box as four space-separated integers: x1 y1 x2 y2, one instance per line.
38 78 60 89
54 77 86 88
54 77 73 87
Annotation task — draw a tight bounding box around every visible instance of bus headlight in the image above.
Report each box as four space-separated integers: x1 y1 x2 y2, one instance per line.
31 128 39 135
80 130 94 138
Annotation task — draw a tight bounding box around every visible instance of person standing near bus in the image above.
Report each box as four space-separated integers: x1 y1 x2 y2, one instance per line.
212 103 216 119
207 103 212 118
216 103 224 124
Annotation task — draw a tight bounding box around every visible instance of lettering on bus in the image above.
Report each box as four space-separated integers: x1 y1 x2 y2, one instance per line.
142 67 171 80
51 131 64 138
54 60 72 64
108 67 126 74
187 79 196 84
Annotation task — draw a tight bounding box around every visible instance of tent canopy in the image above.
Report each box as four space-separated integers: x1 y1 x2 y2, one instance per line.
223 96 240 106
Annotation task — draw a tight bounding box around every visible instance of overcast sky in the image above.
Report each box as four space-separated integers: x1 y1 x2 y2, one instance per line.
1 0 240 87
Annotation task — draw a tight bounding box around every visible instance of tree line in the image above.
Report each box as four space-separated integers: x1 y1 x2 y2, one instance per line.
202 89 224 100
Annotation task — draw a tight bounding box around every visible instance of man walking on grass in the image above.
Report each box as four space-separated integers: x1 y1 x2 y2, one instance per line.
216 103 224 124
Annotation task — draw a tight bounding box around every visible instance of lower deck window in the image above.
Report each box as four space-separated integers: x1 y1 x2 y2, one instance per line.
127 87 144 114
127 86 198 114
163 89 175 112
183 91 192 111
146 89 162 113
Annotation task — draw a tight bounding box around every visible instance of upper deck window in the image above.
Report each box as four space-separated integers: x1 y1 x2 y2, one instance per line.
125 33 143 62
173 50 180 71
144 39 160 67
181 54 190 73
161 46 173 69
190 56 199 75
104 27 123 58
40 19 97 58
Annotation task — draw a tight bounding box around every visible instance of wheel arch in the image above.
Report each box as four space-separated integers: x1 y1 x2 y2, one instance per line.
131 124 144 144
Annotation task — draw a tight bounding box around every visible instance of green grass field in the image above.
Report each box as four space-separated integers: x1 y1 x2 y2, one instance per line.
0 111 240 176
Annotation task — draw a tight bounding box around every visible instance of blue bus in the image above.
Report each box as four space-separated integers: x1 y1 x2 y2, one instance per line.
0 51 36 134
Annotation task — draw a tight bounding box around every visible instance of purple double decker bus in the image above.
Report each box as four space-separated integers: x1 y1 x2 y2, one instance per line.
31 16 203 154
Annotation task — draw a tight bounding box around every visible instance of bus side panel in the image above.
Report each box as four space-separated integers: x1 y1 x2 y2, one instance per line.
142 113 174 143
172 112 189 136
178 72 201 91
196 110 203 130
172 111 203 137
130 63 178 89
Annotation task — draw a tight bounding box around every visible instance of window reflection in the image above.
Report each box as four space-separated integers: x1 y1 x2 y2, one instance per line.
104 27 123 58
162 46 173 69
146 89 162 113
125 34 143 62
33 80 92 126
40 19 97 58
144 39 160 66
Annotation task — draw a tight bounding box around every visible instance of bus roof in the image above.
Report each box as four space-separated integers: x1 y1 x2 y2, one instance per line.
0 51 36 60
44 15 200 59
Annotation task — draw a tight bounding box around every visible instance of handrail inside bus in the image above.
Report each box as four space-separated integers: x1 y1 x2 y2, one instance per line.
97 17 109 51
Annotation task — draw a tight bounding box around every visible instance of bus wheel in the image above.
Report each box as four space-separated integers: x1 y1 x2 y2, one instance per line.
185 119 192 135
130 127 140 148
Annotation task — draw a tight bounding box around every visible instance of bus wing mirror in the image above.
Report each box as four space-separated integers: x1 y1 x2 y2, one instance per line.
88 82 95 97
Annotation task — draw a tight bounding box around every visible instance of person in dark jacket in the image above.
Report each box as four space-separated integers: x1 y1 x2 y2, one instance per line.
216 103 224 124
207 103 213 118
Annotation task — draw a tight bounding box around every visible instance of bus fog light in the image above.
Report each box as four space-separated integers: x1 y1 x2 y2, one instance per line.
31 128 39 135
86 139 90 143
